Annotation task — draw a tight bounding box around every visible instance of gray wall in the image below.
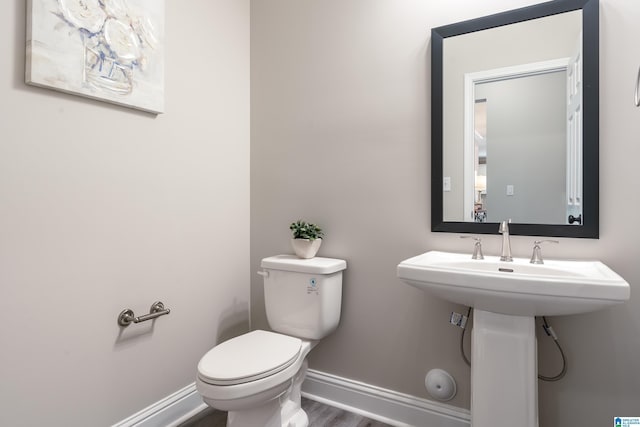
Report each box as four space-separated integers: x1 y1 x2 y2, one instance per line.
251 1 640 426
0 1 250 426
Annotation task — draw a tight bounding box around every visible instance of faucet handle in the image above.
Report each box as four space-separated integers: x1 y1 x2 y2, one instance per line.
530 240 559 264
460 236 484 260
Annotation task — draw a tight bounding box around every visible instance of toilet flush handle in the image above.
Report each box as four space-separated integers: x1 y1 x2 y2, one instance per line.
257 270 269 278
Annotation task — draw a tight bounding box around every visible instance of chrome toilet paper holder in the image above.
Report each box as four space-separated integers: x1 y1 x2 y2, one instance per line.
118 301 170 327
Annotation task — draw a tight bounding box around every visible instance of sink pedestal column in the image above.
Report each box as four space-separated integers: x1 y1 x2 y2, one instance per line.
471 310 538 427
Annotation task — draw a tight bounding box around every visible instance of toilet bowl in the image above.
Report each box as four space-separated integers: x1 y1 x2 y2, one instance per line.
197 330 315 426
195 255 347 427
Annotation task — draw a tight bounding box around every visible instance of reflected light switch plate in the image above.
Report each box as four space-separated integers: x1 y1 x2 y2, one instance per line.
444 177 451 192
506 185 514 196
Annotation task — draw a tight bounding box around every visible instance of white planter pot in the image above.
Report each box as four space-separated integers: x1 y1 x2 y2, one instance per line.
291 238 322 259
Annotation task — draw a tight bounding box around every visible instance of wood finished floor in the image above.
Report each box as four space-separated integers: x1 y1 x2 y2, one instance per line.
178 397 393 427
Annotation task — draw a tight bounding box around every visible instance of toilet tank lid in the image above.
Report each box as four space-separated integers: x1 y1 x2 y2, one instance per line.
261 255 347 274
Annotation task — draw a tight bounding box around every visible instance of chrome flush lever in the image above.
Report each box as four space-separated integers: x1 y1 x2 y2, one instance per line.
635 65 640 107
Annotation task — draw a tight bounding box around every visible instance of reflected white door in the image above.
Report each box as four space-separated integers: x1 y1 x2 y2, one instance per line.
566 33 583 224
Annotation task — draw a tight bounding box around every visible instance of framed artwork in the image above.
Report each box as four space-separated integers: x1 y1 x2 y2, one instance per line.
26 0 165 114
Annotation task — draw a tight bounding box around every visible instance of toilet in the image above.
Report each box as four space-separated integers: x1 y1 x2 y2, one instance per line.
196 254 347 427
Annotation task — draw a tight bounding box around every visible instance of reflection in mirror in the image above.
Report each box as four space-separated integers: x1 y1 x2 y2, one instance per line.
467 64 571 224
474 99 487 222
432 0 599 238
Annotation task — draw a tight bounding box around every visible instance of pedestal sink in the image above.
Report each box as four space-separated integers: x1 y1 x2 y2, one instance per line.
397 251 630 427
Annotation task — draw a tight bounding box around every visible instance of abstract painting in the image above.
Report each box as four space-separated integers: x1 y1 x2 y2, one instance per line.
26 0 165 114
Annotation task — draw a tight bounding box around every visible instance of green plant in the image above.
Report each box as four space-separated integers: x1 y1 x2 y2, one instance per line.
290 220 324 241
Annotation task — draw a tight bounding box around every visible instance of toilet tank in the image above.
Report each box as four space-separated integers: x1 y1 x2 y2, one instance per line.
260 255 347 340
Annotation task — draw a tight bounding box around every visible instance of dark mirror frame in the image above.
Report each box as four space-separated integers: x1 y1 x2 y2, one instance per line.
431 0 599 238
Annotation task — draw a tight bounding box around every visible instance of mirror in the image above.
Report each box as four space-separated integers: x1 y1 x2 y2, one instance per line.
431 0 599 238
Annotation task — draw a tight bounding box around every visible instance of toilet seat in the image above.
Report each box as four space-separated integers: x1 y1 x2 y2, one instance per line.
198 330 302 386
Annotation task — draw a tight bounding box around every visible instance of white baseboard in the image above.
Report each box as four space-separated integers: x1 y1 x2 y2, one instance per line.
302 369 471 427
112 371 471 427
111 383 208 427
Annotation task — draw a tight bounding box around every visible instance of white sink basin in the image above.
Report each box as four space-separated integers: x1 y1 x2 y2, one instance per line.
397 251 630 316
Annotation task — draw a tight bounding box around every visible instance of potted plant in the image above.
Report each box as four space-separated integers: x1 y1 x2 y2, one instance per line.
289 220 324 259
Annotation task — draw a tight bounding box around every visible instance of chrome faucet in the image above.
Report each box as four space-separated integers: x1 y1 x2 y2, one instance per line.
499 219 513 262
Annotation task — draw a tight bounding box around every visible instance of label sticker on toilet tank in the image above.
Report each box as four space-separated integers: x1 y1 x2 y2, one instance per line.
307 278 319 295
